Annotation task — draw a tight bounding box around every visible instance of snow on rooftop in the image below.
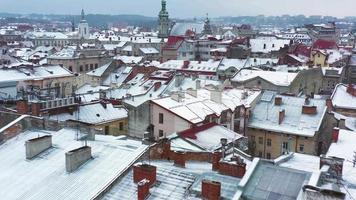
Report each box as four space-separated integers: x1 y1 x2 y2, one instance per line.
0 128 147 200
152 88 261 124
250 37 290 53
327 129 356 199
114 55 143 64
49 102 127 125
183 125 244 151
232 69 298 87
158 59 220 73
139 47 159 54
331 84 356 110
75 84 109 103
249 94 327 137
87 61 112 77
0 65 73 83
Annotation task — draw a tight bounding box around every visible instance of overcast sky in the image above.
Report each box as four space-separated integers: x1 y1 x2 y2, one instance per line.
1 0 355 18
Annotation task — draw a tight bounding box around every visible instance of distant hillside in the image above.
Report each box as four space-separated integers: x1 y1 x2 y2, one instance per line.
0 13 157 28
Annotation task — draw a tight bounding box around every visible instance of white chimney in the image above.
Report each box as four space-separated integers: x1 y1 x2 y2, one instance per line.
211 89 222 104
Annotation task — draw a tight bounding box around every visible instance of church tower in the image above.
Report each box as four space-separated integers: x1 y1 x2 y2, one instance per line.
158 0 170 38
78 9 90 39
203 13 213 35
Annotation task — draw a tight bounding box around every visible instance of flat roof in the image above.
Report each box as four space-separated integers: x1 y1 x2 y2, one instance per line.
0 128 147 200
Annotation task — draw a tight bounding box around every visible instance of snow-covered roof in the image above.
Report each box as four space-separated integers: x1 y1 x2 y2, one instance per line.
250 37 290 53
25 31 69 39
180 125 244 151
327 129 356 199
218 58 247 71
114 55 143 64
0 128 147 200
249 93 327 137
87 61 112 77
331 84 356 110
75 84 109 103
0 65 73 83
122 45 132 52
49 102 127 125
232 69 298 87
158 59 220 73
152 88 261 124
139 47 159 54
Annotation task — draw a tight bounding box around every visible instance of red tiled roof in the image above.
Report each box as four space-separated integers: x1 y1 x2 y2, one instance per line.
178 122 218 139
163 36 185 50
312 39 337 50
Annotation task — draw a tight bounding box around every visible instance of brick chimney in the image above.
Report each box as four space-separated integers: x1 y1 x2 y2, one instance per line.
173 151 186 168
302 105 317 115
183 60 190 68
326 99 333 112
332 127 340 143
137 179 150 200
31 102 42 117
133 164 157 187
162 139 171 159
279 109 285 125
218 157 246 178
346 84 356 97
16 100 29 114
275 97 282 106
154 82 162 91
319 155 344 179
211 151 222 171
201 180 221 200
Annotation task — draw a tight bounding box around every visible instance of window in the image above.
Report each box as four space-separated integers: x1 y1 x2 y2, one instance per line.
258 137 263 144
159 130 164 137
95 63 98 69
85 64 89 71
79 65 83 72
68 66 73 72
159 113 164 124
250 135 255 142
267 139 272 146
299 144 304 152
90 64 94 70
266 153 271 159
119 122 124 131
282 142 288 150
258 151 262 157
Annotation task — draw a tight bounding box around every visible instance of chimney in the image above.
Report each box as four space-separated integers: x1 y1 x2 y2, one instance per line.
154 82 162 91
279 109 285 125
137 179 150 200
65 146 92 173
183 60 190 68
25 135 52 159
187 89 197 97
133 164 157 187
211 151 222 171
31 102 42 117
332 127 340 143
302 105 317 115
319 155 344 179
16 100 29 114
201 180 221 200
163 138 171 159
346 84 356 97
196 79 201 90
211 89 222 104
275 97 282 106
173 151 186 167
171 92 184 102
326 99 333 112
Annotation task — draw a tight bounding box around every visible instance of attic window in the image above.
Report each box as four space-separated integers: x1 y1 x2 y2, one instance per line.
96 114 100 117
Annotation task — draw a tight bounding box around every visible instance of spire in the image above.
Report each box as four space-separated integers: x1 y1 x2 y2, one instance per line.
81 9 85 21
162 0 167 11
203 13 212 35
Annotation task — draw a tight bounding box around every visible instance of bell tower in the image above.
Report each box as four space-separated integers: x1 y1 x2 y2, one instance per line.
158 0 170 38
78 9 90 39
